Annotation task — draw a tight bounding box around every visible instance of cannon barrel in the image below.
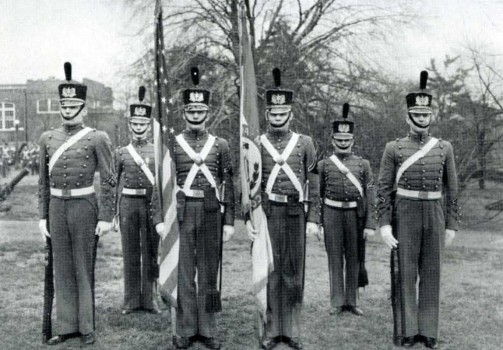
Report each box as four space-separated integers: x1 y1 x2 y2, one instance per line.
0 167 30 201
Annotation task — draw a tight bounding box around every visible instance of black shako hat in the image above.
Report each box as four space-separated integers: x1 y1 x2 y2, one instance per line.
265 68 293 112
129 86 152 122
58 62 87 106
182 67 210 111
332 103 354 139
406 70 433 114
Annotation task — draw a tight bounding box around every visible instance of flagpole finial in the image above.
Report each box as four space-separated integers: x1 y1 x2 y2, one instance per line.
272 68 281 87
190 67 200 86
139 86 146 102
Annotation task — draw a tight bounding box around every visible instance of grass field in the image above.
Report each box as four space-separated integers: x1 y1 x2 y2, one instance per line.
1 174 502 349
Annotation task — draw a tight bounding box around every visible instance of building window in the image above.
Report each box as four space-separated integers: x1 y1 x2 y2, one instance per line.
0 102 16 130
37 99 60 114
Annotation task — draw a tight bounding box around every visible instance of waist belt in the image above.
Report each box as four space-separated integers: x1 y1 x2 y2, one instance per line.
268 192 299 203
182 189 205 198
324 197 357 208
122 188 147 196
397 187 442 200
50 186 95 198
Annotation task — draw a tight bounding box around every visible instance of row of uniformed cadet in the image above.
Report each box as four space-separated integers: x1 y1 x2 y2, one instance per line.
38 63 458 350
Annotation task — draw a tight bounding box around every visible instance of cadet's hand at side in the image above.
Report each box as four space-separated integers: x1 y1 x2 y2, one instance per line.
380 225 398 249
39 219 50 241
445 229 455 246
112 215 120 232
245 220 258 241
317 225 324 241
155 223 166 239
306 222 319 237
95 221 112 237
223 225 235 242
363 228 375 239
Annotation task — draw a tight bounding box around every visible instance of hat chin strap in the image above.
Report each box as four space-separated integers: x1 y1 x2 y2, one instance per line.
132 129 148 139
408 113 430 129
60 104 85 121
183 111 207 125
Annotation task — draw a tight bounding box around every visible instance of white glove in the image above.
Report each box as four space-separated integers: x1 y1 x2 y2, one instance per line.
363 228 375 239
445 229 455 246
317 225 324 241
155 223 166 239
112 215 120 232
39 219 50 241
245 220 258 241
380 225 398 249
223 225 235 242
306 222 319 237
95 221 112 237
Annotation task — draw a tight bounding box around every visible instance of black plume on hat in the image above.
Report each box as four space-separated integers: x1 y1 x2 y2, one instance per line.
64 62 72 81
342 103 349 119
191 67 200 86
138 86 146 102
420 70 428 90
272 68 281 87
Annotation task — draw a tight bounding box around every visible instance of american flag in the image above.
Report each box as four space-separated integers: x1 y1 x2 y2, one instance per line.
238 1 274 331
153 0 180 308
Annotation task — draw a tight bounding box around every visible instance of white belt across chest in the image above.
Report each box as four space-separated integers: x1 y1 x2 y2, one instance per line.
329 154 363 197
48 127 93 173
50 185 95 198
260 133 304 202
395 137 439 185
175 134 219 199
126 143 155 186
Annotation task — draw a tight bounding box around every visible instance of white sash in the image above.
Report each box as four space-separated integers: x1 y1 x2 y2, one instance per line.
260 133 303 201
329 154 364 197
126 143 155 186
48 127 92 173
175 134 218 197
396 137 439 185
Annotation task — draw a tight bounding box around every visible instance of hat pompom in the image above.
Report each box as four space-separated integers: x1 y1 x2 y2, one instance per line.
138 86 146 102
272 68 281 87
64 62 72 81
342 103 350 119
191 67 200 86
420 70 428 90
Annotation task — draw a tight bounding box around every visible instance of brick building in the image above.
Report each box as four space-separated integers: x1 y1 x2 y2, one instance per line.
0 78 121 146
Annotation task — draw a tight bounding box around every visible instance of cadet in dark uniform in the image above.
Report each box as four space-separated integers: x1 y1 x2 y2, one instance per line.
161 67 235 350
376 71 460 349
115 86 163 315
318 103 376 317
38 62 116 346
246 68 319 350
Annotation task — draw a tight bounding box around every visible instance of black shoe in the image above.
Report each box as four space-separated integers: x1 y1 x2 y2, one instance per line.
401 336 416 347
330 306 346 315
81 333 95 345
201 336 221 349
421 337 438 349
146 307 162 314
174 336 191 349
287 337 303 350
347 305 363 316
121 308 134 315
260 337 278 350
46 333 79 345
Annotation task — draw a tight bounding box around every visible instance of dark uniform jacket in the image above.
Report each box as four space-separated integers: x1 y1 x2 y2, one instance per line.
376 133 460 230
38 124 116 221
173 129 235 225
260 129 320 223
318 153 376 229
115 139 162 225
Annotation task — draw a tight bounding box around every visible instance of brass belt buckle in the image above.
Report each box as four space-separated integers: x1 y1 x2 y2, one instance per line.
192 190 204 198
62 189 71 197
418 191 428 199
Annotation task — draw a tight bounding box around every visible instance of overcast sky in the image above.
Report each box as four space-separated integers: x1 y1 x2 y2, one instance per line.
1 0 503 94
